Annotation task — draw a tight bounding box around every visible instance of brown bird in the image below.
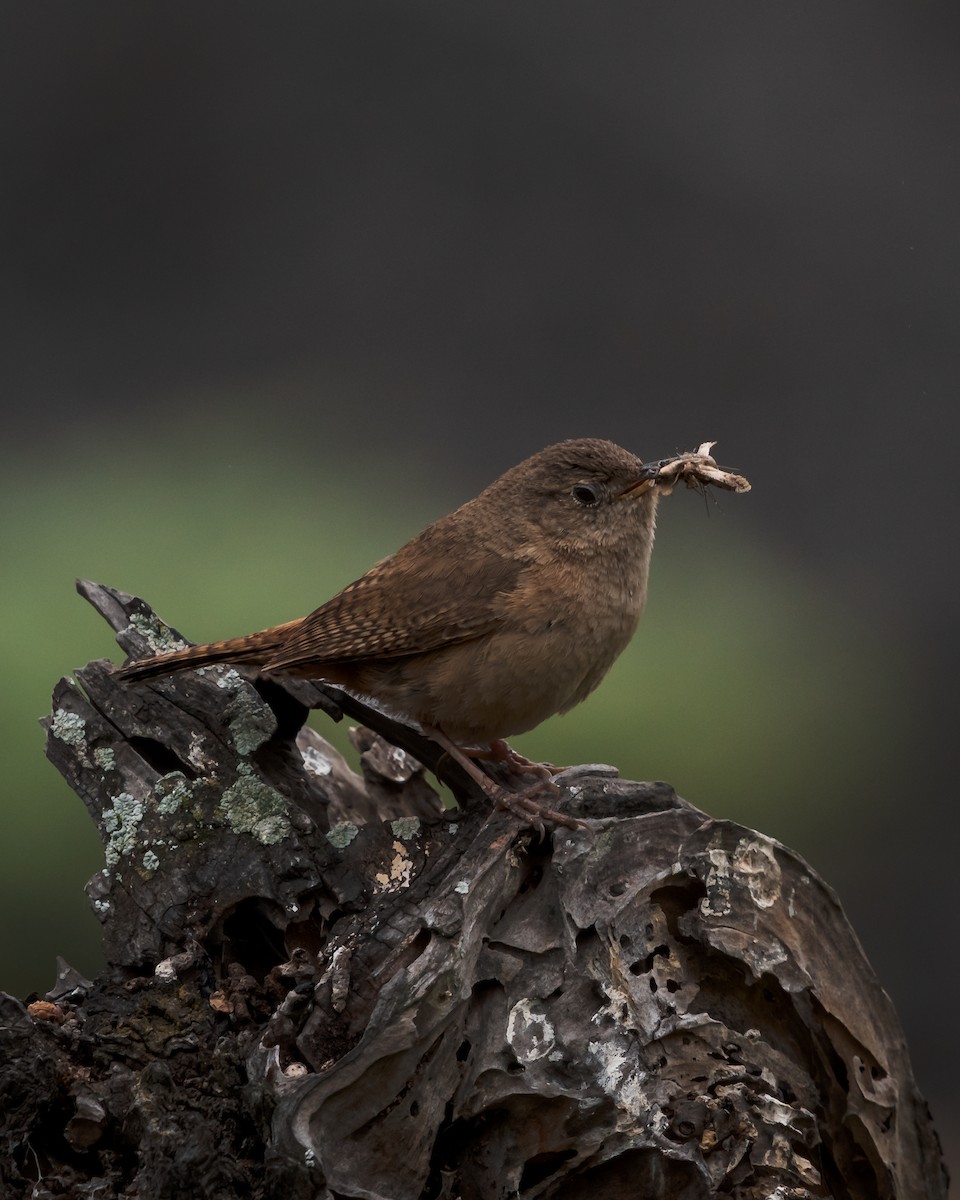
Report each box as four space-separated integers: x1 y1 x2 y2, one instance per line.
118 439 687 824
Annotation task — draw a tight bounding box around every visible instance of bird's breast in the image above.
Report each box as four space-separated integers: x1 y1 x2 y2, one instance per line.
331 536 654 745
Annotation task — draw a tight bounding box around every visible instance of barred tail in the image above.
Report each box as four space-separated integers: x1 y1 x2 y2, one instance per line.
117 621 301 683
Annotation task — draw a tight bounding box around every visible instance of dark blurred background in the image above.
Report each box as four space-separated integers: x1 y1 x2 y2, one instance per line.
2 0 957 1177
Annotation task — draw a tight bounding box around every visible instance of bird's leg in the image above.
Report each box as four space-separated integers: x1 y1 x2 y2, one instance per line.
456 734 559 782
488 739 563 779
425 727 584 831
454 739 560 797
462 739 562 783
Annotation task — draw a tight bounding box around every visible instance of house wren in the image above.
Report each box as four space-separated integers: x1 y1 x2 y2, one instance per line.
118 439 694 823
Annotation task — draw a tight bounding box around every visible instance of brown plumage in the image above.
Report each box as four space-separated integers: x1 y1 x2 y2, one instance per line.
118 438 662 746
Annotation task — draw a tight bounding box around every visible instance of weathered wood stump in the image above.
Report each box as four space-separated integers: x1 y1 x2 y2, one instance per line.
0 582 945 1199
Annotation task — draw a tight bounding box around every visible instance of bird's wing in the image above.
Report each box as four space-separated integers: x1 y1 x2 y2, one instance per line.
264 536 523 670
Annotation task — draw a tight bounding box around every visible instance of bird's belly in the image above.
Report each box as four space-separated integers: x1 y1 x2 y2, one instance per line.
343 609 638 744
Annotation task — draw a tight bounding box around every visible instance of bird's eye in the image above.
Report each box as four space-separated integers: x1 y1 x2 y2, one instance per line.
571 483 601 507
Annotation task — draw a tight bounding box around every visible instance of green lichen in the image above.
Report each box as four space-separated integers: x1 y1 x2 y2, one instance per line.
93 746 116 772
103 792 145 867
214 668 244 689
219 763 290 845
390 816 421 841
128 612 189 654
224 690 277 755
51 709 87 751
326 822 359 849
154 772 195 815
142 849 160 871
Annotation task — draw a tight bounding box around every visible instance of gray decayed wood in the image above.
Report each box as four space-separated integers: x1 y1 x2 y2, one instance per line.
1 581 945 1199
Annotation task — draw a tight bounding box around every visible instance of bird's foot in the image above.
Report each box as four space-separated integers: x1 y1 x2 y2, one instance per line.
466 739 563 782
490 778 585 833
426 727 584 831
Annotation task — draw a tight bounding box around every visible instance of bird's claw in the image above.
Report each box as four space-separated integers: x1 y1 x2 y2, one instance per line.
492 782 586 832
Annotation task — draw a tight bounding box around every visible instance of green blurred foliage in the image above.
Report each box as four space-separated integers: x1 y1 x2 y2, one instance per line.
0 437 910 998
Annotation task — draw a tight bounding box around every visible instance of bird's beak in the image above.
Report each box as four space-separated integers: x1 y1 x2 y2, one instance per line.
619 455 683 498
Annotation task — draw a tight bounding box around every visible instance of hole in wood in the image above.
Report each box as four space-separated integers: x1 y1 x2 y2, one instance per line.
128 736 198 781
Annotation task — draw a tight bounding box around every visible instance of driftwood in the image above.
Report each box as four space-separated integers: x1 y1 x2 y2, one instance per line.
0 582 945 1198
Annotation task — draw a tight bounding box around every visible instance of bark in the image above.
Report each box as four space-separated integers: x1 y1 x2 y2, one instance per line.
2 581 945 1199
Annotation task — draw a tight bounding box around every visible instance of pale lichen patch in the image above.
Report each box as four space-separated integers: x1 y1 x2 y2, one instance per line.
219 763 290 845
701 835 782 918
51 710 90 764
154 773 194 815
390 816 420 841
506 999 556 1062
586 1035 651 1121
142 849 160 871
128 612 188 654
214 668 244 690
737 837 782 909
702 847 734 917
326 822 359 849
224 690 277 755
186 732 214 772
102 792 145 867
374 841 414 890
93 747 116 772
